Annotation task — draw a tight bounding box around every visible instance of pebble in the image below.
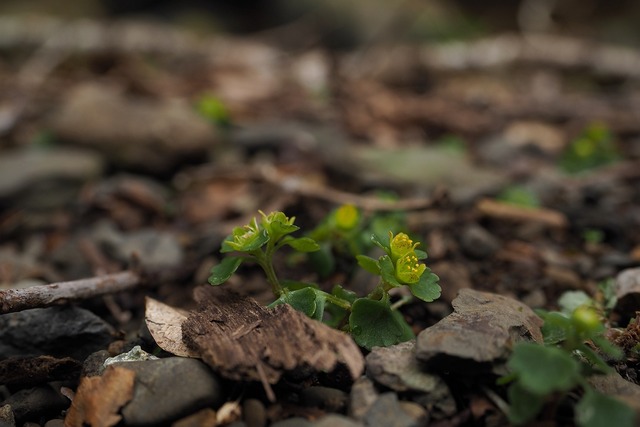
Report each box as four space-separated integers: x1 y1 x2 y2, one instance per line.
0 306 114 361
271 417 313 427
243 398 266 427
313 414 363 427
459 224 500 259
116 357 223 426
613 267 640 322
44 419 64 427
0 405 14 427
1 386 68 424
363 393 419 427
348 376 378 420
171 408 217 427
301 386 348 412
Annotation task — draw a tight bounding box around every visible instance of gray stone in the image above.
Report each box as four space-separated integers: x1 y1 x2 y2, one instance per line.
0 148 103 208
44 419 64 427
366 340 449 395
118 357 223 426
398 401 428 425
459 224 500 259
614 267 640 322
301 386 348 412
1 386 67 423
416 289 543 373
92 221 184 270
348 376 378 420
0 405 14 427
0 306 114 361
313 414 363 427
363 393 418 427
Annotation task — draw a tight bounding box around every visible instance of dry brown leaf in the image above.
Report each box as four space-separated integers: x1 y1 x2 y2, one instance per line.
64 365 135 427
145 297 200 358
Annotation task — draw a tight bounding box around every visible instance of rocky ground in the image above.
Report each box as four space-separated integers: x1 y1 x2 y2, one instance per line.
1 9 640 427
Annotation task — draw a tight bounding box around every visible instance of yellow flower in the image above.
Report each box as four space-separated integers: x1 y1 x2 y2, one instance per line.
334 204 360 230
395 251 426 284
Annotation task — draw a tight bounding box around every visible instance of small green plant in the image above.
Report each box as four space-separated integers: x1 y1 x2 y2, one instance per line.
196 94 231 127
560 122 620 174
503 304 633 427
208 211 441 349
496 185 540 208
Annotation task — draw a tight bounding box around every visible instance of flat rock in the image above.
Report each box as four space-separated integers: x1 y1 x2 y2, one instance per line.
0 148 103 209
0 306 114 361
348 377 378 420
366 340 449 395
416 289 543 373
613 267 640 322
363 393 419 427
1 386 68 424
50 83 216 173
182 286 364 384
588 372 640 416
313 414 363 427
116 357 223 426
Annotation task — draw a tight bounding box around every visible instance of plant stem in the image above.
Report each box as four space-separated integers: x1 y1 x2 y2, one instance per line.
253 249 282 297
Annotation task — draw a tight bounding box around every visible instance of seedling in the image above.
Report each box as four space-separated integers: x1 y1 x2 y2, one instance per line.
496 185 540 208
208 211 441 349
560 122 620 174
503 304 633 427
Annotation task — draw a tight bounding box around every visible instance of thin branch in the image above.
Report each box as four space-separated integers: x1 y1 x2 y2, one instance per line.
0 271 142 314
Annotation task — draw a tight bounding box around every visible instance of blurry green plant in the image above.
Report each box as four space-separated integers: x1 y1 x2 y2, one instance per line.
502 303 632 427
560 123 620 174
582 228 605 245
306 204 407 278
496 185 540 208
208 211 440 349
196 94 231 127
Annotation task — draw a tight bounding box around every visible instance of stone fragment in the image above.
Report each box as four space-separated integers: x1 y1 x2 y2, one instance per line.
171 408 217 427
313 414 363 427
0 306 114 361
416 289 543 373
366 340 448 395
0 405 14 427
459 224 500 259
348 377 378 420
1 386 68 424
301 386 348 412
117 358 223 426
242 399 266 427
363 393 418 427
613 267 640 322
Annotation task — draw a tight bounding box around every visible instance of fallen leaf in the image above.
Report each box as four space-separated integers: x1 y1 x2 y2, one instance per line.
145 297 200 358
64 365 135 427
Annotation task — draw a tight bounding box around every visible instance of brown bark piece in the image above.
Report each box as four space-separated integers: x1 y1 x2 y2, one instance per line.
64 365 136 427
145 297 200 358
0 355 81 387
182 286 364 384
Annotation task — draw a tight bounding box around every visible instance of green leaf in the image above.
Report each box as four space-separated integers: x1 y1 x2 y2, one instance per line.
208 257 243 285
270 287 327 321
356 255 381 275
332 285 358 304
414 249 428 260
221 228 269 253
591 335 623 360
507 382 545 425
539 311 572 345
508 342 581 395
282 237 320 252
576 390 636 427
349 297 414 350
308 244 335 278
379 255 402 287
269 221 299 240
409 271 441 302
371 233 390 254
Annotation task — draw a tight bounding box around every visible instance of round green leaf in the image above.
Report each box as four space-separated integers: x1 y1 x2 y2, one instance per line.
349 297 414 350
409 271 441 302
356 255 381 275
208 256 243 285
379 255 402 287
284 237 320 252
507 382 545 425
576 390 636 427
371 233 391 254
508 342 580 395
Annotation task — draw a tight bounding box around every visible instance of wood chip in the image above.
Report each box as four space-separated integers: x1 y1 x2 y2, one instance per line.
182 286 365 384
476 198 568 228
145 297 200 358
64 365 135 427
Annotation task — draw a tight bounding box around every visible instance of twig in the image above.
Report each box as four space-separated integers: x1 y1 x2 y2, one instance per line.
0 271 142 314
476 198 568 228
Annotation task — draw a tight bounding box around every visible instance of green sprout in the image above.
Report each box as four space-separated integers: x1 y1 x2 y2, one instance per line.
196 94 231 127
560 122 620 174
503 303 633 427
208 211 441 349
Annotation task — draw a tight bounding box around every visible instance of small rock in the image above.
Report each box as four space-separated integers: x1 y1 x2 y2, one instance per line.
613 267 640 322
0 386 68 424
301 386 348 412
104 345 159 367
363 393 418 427
348 377 378 420
242 398 266 427
0 148 103 209
50 83 216 173
313 414 363 427
588 372 640 417
271 417 313 427
44 419 64 427
366 340 449 395
459 224 500 259
398 401 428 425
171 408 217 427
0 405 15 427
82 350 111 377
117 357 223 426
0 306 115 361
416 289 543 373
